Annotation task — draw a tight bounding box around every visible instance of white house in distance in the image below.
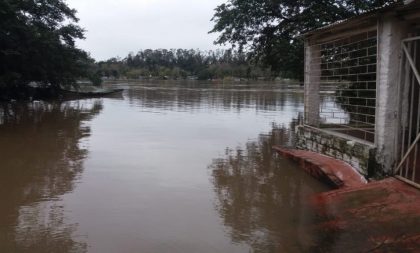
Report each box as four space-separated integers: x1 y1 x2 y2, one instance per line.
297 0 420 186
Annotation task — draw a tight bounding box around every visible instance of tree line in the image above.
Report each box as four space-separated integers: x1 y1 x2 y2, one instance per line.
0 0 400 100
96 49 274 81
210 0 399 80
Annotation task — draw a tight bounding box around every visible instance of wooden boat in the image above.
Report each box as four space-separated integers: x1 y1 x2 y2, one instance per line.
59 86 124 99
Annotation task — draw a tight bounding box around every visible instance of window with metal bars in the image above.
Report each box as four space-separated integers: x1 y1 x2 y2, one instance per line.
308 30 377 142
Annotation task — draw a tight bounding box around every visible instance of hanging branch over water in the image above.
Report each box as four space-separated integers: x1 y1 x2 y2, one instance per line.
0 0 99 99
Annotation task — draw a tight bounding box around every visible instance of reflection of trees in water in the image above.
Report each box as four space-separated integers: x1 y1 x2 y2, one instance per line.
209 120 328 252
0 100 103 253
126 85 303 112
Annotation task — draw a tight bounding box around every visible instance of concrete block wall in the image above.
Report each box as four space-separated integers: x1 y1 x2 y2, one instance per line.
295 126 376 177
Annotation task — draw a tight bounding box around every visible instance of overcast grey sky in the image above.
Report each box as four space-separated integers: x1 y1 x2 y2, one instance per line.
66 0 227 61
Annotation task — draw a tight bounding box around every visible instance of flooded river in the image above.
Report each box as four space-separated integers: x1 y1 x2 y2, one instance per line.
0 82 329 253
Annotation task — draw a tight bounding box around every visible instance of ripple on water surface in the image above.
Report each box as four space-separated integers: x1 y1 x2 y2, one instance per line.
0 82 329 253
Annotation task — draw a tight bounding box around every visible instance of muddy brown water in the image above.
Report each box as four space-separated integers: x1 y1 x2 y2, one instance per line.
0 82 330 253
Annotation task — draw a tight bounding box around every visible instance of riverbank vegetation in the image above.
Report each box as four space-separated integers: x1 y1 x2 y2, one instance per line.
96 0 399 82
96 49 276 81
210 0 398 80
0 0 99 100
0 0 400 100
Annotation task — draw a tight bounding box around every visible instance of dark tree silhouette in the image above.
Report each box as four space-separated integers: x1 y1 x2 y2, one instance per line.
0 0 98 99
210 0 399 79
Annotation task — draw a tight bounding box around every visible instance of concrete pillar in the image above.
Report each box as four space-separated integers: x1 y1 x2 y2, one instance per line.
375 15 408 173
304 39 321 126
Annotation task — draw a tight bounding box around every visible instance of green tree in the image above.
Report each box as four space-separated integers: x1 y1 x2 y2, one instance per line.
0 0 97 98
210 0 398 80
98 48 274 81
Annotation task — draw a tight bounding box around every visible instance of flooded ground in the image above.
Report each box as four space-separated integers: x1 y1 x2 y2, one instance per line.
0 82 330 253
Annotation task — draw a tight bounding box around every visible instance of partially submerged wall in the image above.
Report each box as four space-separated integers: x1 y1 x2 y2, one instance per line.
295 126 376 177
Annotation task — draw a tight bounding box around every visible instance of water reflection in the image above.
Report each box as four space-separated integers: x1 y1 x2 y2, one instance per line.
124 83 304 112
0 82 326 253
209 121 330 252
0 100 102 252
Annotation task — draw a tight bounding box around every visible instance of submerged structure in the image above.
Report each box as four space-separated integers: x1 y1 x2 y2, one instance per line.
298 0 420 186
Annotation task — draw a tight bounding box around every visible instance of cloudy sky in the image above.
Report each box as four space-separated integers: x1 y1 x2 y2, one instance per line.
66 0 227 61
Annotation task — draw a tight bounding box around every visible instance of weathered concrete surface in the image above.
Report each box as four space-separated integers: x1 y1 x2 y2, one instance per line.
304 40 321 127
295 125 376 177
274 147 420 252
310 178 420 253
376 15 409 174
273 146 367 189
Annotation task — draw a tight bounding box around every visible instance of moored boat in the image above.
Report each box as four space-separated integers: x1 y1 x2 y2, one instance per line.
59 86 124 99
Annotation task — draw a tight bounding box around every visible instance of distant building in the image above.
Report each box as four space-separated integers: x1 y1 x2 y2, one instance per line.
298 0 420 186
